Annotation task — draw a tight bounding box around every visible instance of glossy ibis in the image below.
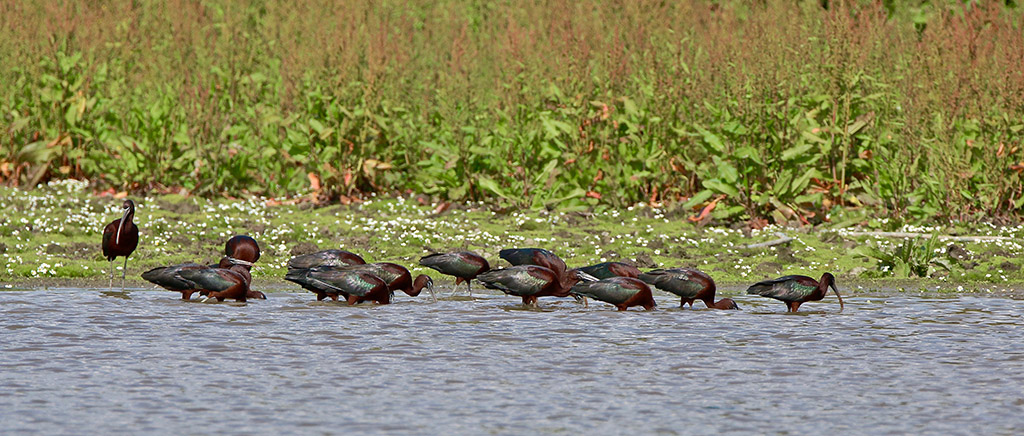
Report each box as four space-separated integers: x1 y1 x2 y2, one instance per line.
142 235 262 300
287 249 366 269
476 265 582 307
284 267 392 305
639 268 738 309
578 261 641 279
142 257 263 300
177 260 254 302
359 262 435 302
499 248 567 278
225 235 260 266
746 272 844 312
570 277 656 311
101 199 139 290
419 251 490 296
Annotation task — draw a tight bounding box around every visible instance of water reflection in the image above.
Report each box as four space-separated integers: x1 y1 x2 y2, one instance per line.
0 289 1022 435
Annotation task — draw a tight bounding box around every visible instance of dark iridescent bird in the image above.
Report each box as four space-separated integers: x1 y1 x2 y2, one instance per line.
297 262 435 302
284 267 392 305
287 249 366 269
570 277 656 311
746 272 844 312
142 235 263 300
419 251 490 296
499 248 568 278
101 199 139 290
176 260 254 302
476 265 582 307
639 268 738 309
225 235 260 266
360 262 435 301
220 234 264 299
142 257 263 300
578 261 641 279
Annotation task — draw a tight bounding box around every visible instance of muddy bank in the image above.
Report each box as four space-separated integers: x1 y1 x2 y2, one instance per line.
3 184 1024 293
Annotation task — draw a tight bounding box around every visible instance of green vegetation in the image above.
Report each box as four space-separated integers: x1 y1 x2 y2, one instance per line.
2 181 1023 293
2 1 1024 225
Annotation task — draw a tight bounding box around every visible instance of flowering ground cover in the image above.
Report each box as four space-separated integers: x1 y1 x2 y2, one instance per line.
3 180 1024 296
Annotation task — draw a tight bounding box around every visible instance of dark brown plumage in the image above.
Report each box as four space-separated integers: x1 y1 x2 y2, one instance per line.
101 199 139 290
639 268 738 309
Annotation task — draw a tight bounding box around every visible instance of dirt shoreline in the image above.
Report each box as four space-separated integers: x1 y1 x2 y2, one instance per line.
7 277 1024 300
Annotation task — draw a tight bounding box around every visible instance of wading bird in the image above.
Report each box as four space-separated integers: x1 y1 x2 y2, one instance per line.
177 260 255 302
287 249 366 269
142 257 263 300
499 248 567 278
357 262 435 301
419 251 490 296
476 265 583 307
225 235 260 267
639 268 738 309
746 272 844 312
570 277 656 311
288 262 435 302
284 267 392 305
578 261 641 279
101 199 139 290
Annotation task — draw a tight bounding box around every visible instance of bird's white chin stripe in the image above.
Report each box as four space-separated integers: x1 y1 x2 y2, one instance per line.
228 257 255 267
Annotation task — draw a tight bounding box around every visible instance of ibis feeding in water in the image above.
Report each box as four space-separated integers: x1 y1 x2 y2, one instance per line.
639 268 738 310
746 272 844 312
419 251 490 297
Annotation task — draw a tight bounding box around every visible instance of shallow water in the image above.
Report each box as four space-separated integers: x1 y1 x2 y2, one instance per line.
1 288 1022 435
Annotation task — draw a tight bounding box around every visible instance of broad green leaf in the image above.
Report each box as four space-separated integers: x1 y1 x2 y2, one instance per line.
694 125 725 154
477 177 510 200
682 189 715 209
702 178 739 197
781 142 815 161
713 156 739 184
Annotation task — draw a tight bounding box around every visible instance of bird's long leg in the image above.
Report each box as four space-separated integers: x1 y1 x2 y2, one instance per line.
121 257 128 291
467 281 473 297
108 260 114 290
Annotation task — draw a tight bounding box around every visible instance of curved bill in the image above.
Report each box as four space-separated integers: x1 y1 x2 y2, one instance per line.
830 283 845 312
227 257 255 267
426 277 437 303
116 205 130 245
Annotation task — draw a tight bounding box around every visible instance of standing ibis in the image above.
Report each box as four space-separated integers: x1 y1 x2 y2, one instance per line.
746 272 844 312
101 199 139 290
419 251 490 296
639 268 738 309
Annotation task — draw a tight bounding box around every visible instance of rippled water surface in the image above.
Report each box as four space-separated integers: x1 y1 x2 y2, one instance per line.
2 288 1023 435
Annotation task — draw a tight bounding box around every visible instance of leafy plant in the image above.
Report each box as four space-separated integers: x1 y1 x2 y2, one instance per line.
855 235 953 278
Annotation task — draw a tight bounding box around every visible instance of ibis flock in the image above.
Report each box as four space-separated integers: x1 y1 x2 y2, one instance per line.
103 199 845 312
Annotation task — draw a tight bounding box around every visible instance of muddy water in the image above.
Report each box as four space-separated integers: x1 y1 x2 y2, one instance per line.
1 288 1022 435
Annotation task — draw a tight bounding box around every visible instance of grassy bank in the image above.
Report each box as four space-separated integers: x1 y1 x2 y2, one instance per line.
2 1 1024 224
2 181 1024 295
